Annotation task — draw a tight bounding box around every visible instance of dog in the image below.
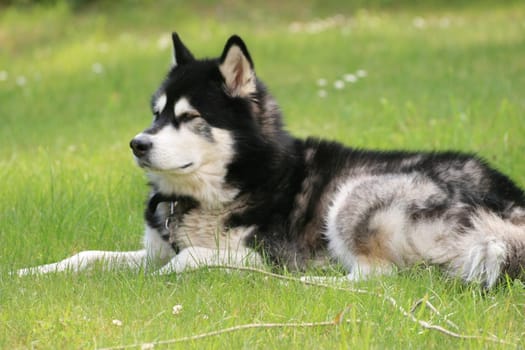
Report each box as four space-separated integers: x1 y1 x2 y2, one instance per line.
18 33 525 288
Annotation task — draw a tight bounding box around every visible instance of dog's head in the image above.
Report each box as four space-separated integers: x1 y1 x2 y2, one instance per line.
130 34 287 207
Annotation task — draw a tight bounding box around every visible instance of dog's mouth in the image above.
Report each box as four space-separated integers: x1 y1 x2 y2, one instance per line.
134 157 152 169
178 162 193 169
135 158 194 173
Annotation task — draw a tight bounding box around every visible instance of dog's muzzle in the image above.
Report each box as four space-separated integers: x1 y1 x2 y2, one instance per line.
130 135 152 158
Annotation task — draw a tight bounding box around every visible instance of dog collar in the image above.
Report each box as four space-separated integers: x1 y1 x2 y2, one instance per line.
146 192 199 246
165 200 178 231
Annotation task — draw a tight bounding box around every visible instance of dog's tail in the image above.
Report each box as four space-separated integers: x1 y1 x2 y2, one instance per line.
452 209 525 288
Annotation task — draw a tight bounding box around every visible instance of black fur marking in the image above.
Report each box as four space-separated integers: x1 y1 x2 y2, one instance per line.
172 32 195 66
145 192 199 252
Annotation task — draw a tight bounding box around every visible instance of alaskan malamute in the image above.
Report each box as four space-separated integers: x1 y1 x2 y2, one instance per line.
19 34 525 288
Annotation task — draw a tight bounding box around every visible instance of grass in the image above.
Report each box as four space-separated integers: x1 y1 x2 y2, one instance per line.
1 0 525 348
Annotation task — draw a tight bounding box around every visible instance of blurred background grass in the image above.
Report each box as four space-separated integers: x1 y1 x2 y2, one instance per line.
1 1 525 348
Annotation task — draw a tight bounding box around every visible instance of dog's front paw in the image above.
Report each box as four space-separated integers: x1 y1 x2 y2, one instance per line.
154 248 203 275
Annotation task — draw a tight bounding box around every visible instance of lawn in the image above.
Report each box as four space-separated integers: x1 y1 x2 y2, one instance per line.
1 0 525 348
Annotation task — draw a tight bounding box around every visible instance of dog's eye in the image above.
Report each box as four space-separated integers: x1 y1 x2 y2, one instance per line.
178 112 200 123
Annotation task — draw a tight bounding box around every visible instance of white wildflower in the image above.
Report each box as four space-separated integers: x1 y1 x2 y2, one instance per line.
289 15 348 34
318 89 327 98
141 343 155 350
356 69 368 78
0 70 8 81
16 76 27 86
334 80 345 90
92 63 104 74
157 34 171 50
317 78 327 87
112 319 123 326
172 304 183 315
412 17 426 29
343 74 357 83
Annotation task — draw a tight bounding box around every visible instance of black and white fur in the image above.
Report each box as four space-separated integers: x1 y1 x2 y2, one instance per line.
18 34 525 288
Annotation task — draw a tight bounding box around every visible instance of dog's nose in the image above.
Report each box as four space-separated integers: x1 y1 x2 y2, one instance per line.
130 137 152 157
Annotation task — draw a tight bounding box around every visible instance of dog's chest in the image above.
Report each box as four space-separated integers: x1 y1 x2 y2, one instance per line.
159 201 254 251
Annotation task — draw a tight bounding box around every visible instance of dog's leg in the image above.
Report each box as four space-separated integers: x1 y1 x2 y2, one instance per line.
154 246 263 275
17 227 177 276
16 250 150 276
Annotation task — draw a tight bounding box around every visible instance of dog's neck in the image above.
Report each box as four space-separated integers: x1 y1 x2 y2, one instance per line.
147 172 239 210
146 192 199 217
146 192 199 245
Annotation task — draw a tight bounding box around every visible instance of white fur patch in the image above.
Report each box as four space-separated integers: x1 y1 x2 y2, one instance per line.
174 97 198 117
145 125 238 208
144 125 203 171
451 211 510 287
153 93 167 114
17 250 149 275
143 224 177 265
325 176 372 272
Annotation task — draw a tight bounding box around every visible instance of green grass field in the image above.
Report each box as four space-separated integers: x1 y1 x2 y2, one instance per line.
1 1 525 348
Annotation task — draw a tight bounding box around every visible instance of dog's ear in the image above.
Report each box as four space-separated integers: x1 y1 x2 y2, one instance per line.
219 35 256 97
172 33 195 67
